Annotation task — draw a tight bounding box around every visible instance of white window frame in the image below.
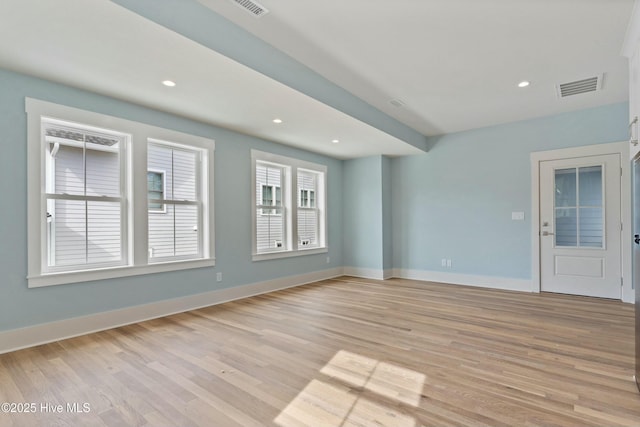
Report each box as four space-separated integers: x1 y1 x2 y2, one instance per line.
251 150 327 261
147 139 205 263
43 119 128 273
255 161 290 254
296 169 322 250
26 98 215 288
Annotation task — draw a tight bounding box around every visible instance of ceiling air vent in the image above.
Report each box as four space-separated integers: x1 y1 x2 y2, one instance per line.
230 0 269 17
556 74 603 98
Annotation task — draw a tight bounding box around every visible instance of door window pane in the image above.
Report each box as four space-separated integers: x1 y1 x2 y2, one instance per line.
553 165 604 248
579 207 603 247
555 208 577 247
578 166 602 206
555 168 577 207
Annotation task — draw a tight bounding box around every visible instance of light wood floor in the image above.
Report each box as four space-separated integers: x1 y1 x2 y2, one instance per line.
1 276 639 427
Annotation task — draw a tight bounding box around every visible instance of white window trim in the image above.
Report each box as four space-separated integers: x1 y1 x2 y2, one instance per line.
251 150 327 261
26 98 215 288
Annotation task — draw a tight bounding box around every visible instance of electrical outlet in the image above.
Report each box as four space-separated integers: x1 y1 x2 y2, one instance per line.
216 272 222 282
326 256 330 264
446 259 452 268
441 258 447 267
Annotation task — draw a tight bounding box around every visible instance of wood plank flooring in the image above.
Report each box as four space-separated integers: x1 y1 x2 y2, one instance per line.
1 276 639 426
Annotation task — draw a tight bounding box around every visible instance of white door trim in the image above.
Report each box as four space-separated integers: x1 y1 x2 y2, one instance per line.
530 141 632 302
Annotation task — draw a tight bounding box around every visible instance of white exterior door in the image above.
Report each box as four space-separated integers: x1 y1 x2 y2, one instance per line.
540 154 621 299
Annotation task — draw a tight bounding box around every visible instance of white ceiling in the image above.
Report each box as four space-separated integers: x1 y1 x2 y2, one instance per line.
200 0 634 136
0 0 634 158
0 0 422 159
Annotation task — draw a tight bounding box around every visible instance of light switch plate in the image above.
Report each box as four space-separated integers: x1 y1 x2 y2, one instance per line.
511 211 525 221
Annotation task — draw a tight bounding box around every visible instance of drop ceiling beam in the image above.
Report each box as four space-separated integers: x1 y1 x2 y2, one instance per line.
112 0 429 153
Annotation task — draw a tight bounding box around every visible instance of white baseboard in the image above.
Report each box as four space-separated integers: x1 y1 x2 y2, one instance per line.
392 268 534 293
0 267 343 355
343 267 393 280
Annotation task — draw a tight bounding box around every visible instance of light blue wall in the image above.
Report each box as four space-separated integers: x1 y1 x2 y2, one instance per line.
0 65 629 334
0 68 343 332
343 156 384 270
391 102 628 279
381 156 393 271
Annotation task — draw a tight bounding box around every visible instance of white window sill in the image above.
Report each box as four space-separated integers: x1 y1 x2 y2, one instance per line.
252 247 327 262
27 258 216 288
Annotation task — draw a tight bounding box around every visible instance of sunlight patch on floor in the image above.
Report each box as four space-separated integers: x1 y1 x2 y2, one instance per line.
275 350 425 427
274 379 358 426
321 350 425 406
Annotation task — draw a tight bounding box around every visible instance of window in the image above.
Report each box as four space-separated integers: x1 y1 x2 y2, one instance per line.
251 150 327 260
26 98 215 287
147 170 165 212
147 141 203 261
255 162 286 252
297 170 321 249
43 120 126 271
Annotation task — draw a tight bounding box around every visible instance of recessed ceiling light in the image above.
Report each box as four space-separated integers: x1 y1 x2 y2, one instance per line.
272 118 283 124
332 139 340 144
518 81 530 88
162 80 176 87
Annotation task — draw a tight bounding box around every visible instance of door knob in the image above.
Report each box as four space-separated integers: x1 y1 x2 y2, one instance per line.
635 234 640 245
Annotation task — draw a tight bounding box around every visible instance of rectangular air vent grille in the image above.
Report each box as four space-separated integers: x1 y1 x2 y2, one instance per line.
557 75 603 98
231 0 269 17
